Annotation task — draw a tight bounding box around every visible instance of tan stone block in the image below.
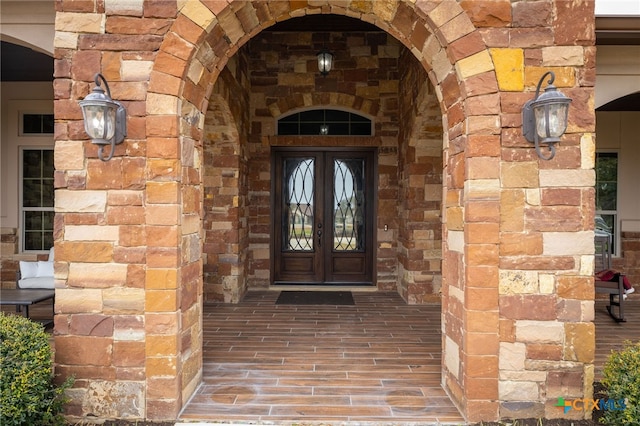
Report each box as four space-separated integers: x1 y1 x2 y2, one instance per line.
147 182 180 204
500 189 525 232
65 225 119 242
466 332 499 356
446 207 463 230
55 190 107 213
564 323 595 363
180 0 215 30
55 12 103 33
55 140 85 170
499 380 539 401
501 162 538 188
542 46 585 67
104 287 145 313
525 67 575 89
557 276 593 301
146 289 178 312
500 233 543 256
466 200 500 223
147 93 179 115
107 190 144 206
147 158 180 180
68 263 127 288
440 12 476 44
456 50 494 79
146 356 177 376
146 205 179 226
516 320 564 343
54 31 79 49
466 222 499 244
499 270 539 294
466 310 499 333
543 231 593 256
58 241 113 262
466 287 498 310
465 179 500 200
146 268 178 290
56 288 103 313
466 377 499 400
499 342 526 370
428 1 463 27
466 115 500 135
146 334 178 357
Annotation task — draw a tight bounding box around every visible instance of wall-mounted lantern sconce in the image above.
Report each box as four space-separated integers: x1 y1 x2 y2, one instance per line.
79 73 127 161
317 49 333 76
522 71 572 160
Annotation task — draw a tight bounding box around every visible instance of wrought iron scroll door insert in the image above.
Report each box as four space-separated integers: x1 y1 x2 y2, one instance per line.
272 149 375 285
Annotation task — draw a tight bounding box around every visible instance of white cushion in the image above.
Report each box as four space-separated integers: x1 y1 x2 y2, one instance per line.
19 261 39 279
36 261 54 277
18 276 55 289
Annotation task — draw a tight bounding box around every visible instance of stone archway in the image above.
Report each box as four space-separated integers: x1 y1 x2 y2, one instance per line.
151 1 498 421
54 0 597 423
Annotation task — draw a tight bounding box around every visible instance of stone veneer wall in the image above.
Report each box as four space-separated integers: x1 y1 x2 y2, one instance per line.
397 47 444 304
243 29 405 292
50 0 597 422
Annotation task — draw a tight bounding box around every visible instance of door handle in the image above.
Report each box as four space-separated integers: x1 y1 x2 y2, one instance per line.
317 223 322 247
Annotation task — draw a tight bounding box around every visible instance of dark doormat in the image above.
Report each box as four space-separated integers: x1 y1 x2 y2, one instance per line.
275 291 355 305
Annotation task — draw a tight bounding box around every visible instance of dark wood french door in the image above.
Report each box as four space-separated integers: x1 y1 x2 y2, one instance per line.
272 148 376 285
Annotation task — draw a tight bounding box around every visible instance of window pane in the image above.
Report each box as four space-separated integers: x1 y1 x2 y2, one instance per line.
42 114 55 133
43 150 54 175
24 232 43 251
325 110 349 121
42 179 55 207
25 211 43 229
23 181 42 207
278 109 372 136
278 123 299 135
43 211 55 231
350 123 372 135
328 123 347 135
23 150 42 178
23 115 42 133
299 110 324 121
300 123 322 135
596 183 617 211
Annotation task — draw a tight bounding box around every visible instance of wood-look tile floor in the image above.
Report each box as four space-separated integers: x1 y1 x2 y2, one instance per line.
4 292 639 423
179 291 465 424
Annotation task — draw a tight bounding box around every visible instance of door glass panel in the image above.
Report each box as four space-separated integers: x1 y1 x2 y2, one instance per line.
333 159 365 251
284 158 315 251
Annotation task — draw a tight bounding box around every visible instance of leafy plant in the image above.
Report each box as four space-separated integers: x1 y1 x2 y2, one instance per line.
601 340 640 424
0 313 72 425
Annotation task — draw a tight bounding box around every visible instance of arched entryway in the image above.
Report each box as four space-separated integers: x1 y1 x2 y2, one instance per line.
49 0 599 423
164 1 498 421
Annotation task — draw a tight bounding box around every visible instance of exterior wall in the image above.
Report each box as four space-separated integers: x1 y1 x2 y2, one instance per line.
596 110 640 289
1 83 54 288
244 29 406 294
48 0 597 423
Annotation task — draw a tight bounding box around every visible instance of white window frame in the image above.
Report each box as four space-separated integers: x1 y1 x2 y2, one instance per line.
595 150 619 256
19 146 55 253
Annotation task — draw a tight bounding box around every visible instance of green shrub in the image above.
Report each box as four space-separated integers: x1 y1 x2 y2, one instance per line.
0 313 72 426
601 340 640 425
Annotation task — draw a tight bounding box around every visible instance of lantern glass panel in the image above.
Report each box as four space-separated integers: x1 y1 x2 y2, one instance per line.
83 105 116 140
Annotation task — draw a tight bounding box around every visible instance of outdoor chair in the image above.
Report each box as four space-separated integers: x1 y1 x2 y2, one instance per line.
594 235 626 322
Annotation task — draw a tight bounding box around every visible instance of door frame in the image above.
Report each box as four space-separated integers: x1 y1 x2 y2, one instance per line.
270 146 378 287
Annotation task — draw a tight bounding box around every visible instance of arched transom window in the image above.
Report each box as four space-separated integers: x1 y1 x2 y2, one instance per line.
277 109 372 136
